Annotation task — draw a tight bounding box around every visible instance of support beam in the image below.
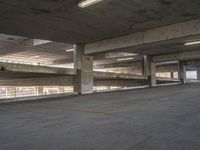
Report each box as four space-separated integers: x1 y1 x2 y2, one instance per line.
150 60 157 87
58 87 65 93
178 61 187 84
6 87 16 98
156 64 178 73
52 55 143 66
85 18 200 54
153 50 200 63
170 72 174 79
36 86 44 96
144 56 156 87
197 69 200 80
142 55 148 76
74 44 93 94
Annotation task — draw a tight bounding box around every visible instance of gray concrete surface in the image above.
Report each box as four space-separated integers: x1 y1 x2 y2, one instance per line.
1 1 200 43
1 84 200 150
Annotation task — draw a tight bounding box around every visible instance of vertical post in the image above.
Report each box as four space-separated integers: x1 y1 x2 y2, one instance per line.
150 60 157 87
73 44 93 94
36 86 43 96
197 69 200 80
178 61 187 84
170 72 174 79
6 87 16 98
144 56 156 87
142 55 148 76
58 87 65 94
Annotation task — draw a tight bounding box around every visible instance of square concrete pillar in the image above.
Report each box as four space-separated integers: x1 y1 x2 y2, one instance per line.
6 87 16 98
73 44 93 94
58 87 65 93
142 55 148 76
170 72 174 79
36 86 43 96
178 61 187 84
150 61 157 87
143 56 156 87
197 69 200 80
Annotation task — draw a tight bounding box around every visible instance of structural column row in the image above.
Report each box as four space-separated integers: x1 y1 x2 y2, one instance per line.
143 56 187 86
73 51 187 94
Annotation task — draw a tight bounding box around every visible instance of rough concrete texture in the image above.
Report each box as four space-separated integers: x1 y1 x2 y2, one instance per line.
1 1 200 43
1 84 200 150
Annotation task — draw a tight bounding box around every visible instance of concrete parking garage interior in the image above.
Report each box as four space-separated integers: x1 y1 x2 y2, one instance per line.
0 0 200 149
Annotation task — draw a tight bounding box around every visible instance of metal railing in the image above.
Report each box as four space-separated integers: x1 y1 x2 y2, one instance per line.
0 86 73 99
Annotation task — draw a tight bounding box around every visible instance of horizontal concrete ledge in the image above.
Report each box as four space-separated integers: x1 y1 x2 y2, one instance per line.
156 83 181 87
94 85 149 93
85 18 200 54
185 79 200 83
94 71 147 80
0 92 78 105
0 62 75 75
157 77 180 82
0 63 146 81
0 83 190 104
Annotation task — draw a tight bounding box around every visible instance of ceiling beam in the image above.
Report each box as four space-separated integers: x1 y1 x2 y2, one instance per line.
85 18 200 54
52 55 143 65
156 64 178 72
153 49 200 62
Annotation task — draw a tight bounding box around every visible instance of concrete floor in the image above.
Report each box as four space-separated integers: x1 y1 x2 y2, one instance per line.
1 84 200 150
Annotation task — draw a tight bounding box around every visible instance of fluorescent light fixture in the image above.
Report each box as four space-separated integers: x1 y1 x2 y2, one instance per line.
184 41 200 46
33 39 51 46
65 49 74 52
117 57 134 61
79 0 103 8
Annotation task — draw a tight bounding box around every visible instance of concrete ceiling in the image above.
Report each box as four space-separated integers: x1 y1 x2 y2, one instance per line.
0 33 139 67
0 33 28 43
0 33 73 65
0 0 200 43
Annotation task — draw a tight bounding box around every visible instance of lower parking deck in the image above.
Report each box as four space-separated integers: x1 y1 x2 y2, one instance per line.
0 84 200 150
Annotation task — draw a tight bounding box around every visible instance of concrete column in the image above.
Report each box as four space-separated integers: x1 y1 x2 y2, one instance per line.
142 55 148 76
178 61 187 84
58 87 65 93
170 72 174 79
150 61 157 87
36 86 43 96
197 69 200 80
6 87 16 98
73 44 93 94
144 56 156 87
